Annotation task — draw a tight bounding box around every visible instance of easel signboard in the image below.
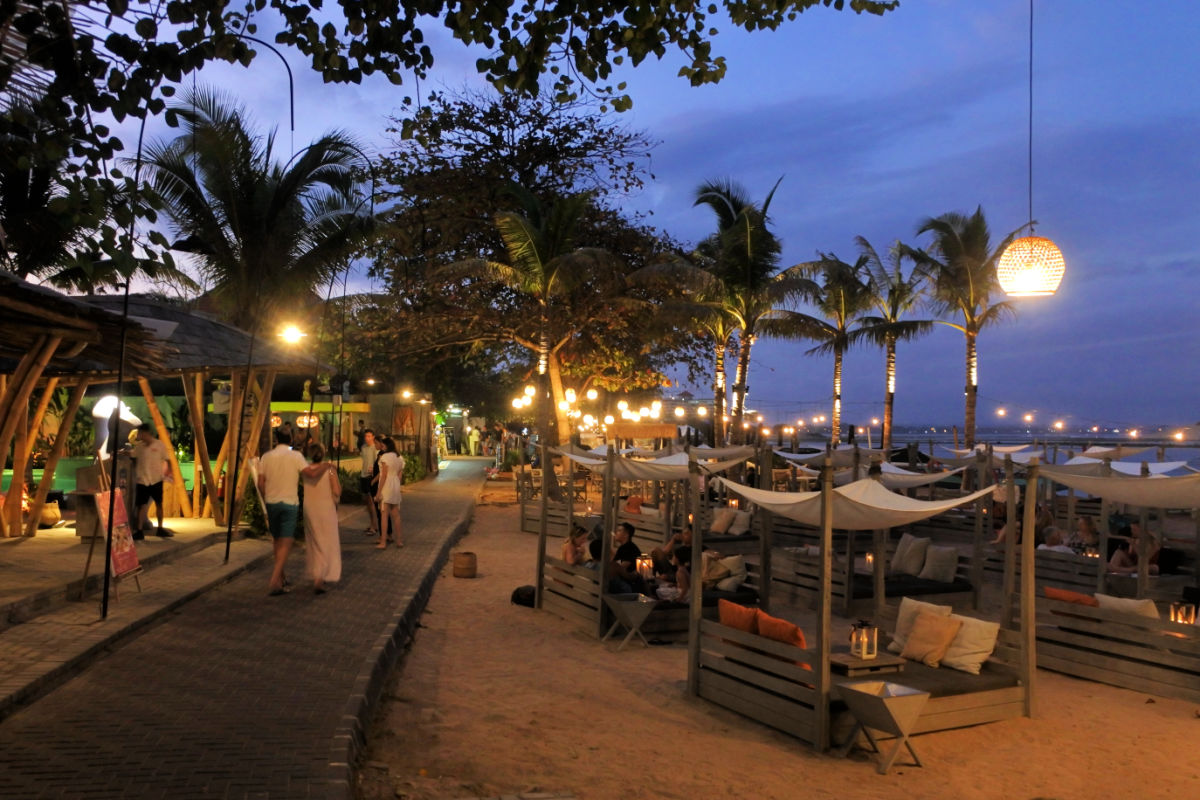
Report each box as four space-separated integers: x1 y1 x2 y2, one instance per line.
92 489 143 595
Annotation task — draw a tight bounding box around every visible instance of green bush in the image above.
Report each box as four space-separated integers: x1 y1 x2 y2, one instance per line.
338 466 364 503
403 455 427 485
500 449 523 471
240 488 304 540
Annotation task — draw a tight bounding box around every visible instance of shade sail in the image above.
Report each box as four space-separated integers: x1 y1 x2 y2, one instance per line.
774 446 885 469
713 476 995 531
1058 457 1188 476
1080 445 1149 460
1037 468 1200 509
940 443 1030 456
555 450 750 480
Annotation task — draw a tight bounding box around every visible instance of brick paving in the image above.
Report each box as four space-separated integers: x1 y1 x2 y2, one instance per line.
0 458 486 799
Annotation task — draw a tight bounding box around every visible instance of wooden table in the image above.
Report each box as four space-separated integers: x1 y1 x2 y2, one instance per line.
836 680 929 774
830 649 905 677
601 593 658 650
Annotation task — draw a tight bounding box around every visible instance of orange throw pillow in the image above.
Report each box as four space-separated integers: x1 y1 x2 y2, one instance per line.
900 611 963 667
624 495 643 513
755 610 808 649
718 599 758 633
1044 586 1099 607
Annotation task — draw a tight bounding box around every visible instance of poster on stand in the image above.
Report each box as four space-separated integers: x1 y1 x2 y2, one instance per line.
96 489 141 578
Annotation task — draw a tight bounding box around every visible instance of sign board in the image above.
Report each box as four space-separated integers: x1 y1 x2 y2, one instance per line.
95 489 141 578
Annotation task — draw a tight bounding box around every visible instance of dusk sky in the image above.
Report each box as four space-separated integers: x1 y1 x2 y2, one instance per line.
138 1 1198 431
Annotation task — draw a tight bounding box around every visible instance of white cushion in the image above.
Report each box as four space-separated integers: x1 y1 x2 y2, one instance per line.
889 597 953 653
640 505 662 518
709 508 736 534
918 545 960 583
715 555 747 592
891 533 930 576
727 510 752 536
1094 593 1160 619
941 614 1001 674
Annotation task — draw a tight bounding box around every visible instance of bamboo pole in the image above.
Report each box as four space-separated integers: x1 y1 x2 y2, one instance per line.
6 409 29 537
137 377 192 518
230 369 276 524
0 336 61 537
221 369 247 524
25 380 90 535
22 377 59 461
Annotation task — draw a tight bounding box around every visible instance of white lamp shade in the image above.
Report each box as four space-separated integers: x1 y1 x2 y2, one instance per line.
997 235 1065 296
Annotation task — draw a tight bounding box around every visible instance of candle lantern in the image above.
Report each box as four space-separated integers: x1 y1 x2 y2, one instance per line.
849 619 878 660
729 498 739 510
636 555 654 582
865 553 875 569
1170 603 1197 625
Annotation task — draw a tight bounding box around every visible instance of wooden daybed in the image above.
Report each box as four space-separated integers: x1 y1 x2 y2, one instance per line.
686 463 1037 752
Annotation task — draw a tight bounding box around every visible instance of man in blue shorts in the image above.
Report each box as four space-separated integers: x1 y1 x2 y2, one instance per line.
257 428 309 595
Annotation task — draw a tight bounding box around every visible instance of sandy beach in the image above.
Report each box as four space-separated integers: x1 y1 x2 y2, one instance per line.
358 487 1200 800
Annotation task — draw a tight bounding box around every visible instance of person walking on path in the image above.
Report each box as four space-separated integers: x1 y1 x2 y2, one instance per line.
360 429 380 535
375 436 405 549
302 443 342 594
131 423 173 539
258 427 323 595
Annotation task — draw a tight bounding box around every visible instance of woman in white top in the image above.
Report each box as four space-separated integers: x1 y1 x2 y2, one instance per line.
374 436 405 549
302 443 342 592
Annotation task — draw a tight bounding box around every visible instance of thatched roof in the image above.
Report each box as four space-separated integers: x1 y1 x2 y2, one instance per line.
0 271 164 376
84 295 327 376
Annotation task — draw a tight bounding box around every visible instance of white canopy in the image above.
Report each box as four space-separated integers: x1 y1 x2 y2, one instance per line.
1037 467 1200 509
1080 445 1149 460
556 449 750 480
939 443 1030 456
774 446 885 469
1059 456 1188 476
713 476 995 531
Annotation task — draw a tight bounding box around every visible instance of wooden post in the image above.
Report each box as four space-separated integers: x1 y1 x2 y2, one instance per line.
6 407 29 538
1020 462 1039 717
25 380 90 535
1097 459 1112 594
1137 506 1150 600
872 527 885 619
598 447 616 638
971 451 987 610
22 377 59 461
137 378 192 518
535 435 550 610
687 453 703 697
815 456 834 751
1000 456 1018 625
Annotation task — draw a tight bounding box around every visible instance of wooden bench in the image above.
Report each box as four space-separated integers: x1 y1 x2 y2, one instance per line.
1033 598 1200 703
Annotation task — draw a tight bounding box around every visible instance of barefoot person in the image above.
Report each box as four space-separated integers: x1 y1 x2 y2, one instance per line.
375 436 405 549
302 444 342 594
131 423 173 539
258 427 323 595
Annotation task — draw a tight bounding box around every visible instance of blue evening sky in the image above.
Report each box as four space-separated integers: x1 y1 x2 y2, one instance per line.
146 1 1199 430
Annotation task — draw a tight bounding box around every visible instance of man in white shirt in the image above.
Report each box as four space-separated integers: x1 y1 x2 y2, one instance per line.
257 428 310 595
360 429 380 535
131 423 172 539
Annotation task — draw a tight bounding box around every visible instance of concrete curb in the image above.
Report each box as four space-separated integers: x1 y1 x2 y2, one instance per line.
0 545 274 723
325 486 480 799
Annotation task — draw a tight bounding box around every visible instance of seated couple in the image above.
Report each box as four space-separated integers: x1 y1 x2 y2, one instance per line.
560 521 653 595
1108 521 1160 576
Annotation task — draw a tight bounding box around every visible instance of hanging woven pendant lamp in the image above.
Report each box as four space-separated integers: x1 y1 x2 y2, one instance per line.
999 0 1065 297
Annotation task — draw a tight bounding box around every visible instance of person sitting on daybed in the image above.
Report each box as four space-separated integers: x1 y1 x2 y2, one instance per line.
654 545 692 603
1067 516 1100 553
608 522 644 594
650 526 694 580
561 525 594 567
1037 526 1074 554
1109 522 1160 575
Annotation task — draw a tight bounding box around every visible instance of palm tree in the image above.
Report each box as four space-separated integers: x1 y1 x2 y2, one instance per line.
905 207 1022 449
142 88 374 331
790 253 874 444
693 178 802 443
852 237 933 454
439 185 625 445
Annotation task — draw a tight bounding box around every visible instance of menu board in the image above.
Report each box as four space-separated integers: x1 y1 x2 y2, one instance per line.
95 489 141 578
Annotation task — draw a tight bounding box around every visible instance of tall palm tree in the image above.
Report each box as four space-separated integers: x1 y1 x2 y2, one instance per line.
439 185 625 445
693 178 798 443
790 253 874 444
905 207 1022 449
852 237 933 454
142 88 374 331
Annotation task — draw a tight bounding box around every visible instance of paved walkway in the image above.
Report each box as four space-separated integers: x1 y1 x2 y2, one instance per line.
0 457 488 799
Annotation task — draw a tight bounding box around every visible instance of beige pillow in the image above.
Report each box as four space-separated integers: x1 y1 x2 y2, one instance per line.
942 614 1001 674
715 555 747 592
640 505 662 519
727 510 752 536
891 533 930 576
918 544 960 583
889 597 953 653
709 508 736 534
901 611 963 667
1094 593 1160 619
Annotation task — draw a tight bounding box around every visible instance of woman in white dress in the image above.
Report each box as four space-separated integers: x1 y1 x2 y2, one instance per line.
302 444 342 592
375 436 405 549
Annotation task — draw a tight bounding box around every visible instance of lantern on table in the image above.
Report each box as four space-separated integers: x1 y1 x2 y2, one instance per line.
850 619 878 660
1170 603 1196 625
636 555 654 581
